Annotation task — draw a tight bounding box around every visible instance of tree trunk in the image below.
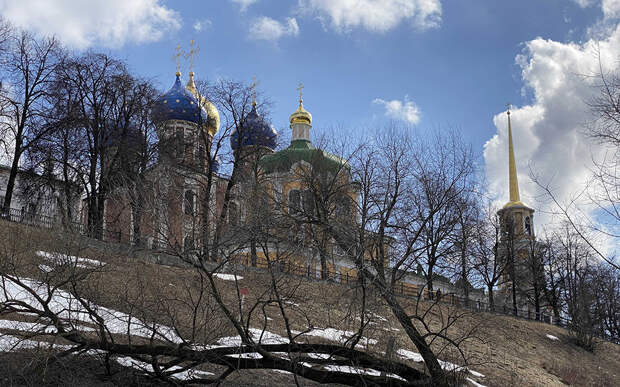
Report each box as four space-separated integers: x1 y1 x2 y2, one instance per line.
376 278 448 386
251 238 257 267
2 139 23 217
487 285 495 311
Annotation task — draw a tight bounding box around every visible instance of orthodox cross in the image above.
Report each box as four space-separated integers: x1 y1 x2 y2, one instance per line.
187 39 199 73
297 82 304 105
251 75 259 106
172 43 183 74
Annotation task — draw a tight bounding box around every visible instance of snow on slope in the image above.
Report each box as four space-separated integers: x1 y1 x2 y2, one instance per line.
0 276 182 343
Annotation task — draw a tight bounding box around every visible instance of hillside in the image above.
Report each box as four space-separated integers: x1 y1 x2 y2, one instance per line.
0 221 618 386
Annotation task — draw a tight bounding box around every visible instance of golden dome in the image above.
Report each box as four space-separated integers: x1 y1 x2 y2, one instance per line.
289 83 311 126
186 72 220 136
289 102 312 126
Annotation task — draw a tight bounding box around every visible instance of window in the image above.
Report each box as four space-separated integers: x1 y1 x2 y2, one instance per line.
184 235 194 252
229 201 239 226
288 189 315 216
335 195 351 219
175 131 184 156
184 190 195 215
198 145 205 167
524 216 532 236
288 189 301 214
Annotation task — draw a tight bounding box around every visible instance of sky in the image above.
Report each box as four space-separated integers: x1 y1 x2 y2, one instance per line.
1 0 618 250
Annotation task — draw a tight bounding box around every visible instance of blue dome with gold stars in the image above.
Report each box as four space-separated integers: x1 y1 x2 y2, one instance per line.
153 74 206 124
230 104 277 151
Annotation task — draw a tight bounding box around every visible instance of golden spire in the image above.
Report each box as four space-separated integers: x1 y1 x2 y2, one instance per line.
289 82 312 126
250 75 259 107
505 103 523 208
172 43 183 76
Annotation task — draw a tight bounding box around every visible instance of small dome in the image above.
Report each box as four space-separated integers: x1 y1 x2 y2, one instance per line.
289 102 312 126
153 73 207 125
230 104 278 151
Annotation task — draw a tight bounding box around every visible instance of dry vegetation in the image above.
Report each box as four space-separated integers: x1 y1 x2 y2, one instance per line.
1 221 619 386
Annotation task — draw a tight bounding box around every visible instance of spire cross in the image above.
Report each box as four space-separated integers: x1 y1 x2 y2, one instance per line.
173 43 183 74
251 75 259 106
186 39 199 73
297 82 304 105
506 101 511 115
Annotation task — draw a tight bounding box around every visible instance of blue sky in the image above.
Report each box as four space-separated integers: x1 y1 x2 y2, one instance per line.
103 0 602 154
1 0 619 253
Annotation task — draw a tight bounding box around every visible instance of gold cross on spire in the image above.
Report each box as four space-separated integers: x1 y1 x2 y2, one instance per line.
172 43 183 75
186 39 199 73
297 82 304 106
250 75 259 107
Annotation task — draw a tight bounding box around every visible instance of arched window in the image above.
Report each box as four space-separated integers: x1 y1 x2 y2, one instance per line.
524 216 532 236
335 195 352 219
229 201 239 226
288 189 315 216
288 189 301 214
184 190 195 215
184 235 194 252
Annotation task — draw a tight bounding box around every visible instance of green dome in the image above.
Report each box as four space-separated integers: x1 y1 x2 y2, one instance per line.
259 139 349 174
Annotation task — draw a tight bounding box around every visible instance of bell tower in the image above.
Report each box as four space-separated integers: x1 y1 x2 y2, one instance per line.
497 104 535 239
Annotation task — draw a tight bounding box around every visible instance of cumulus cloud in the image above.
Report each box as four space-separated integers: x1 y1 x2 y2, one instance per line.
230 0 258 12
297 0 442 32
0 0 181 49
249 16 299 41
193 19 212 32
483 23 620 255
602 0 620 18
573 0 620 18
373 96 421 124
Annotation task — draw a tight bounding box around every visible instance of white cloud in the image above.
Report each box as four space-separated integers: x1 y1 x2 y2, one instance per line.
193 19 212 32
0 0 181 49
573 0 620 18
573 0 596 7
602 0 620 18
483 23 620 256
230 0 258 12
373 96 421 124
249 16 299 42
297 0 442 32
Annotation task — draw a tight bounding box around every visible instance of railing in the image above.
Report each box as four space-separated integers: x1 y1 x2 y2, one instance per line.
1 207 132 245
3 207 617 344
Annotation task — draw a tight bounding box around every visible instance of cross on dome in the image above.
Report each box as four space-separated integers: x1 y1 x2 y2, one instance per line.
172 43 183 75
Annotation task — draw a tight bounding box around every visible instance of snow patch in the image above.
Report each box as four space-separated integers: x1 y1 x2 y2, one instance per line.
397 348 484 378
0 319 95 333
37 251 105 268
466 377 487 387
546 334 559 341
213 273 243 281
0 276 183 344
115 356 214 380
227 352 263 359
0 334 73 352
211 328 290 348
321 365 406 381
294 327 377 346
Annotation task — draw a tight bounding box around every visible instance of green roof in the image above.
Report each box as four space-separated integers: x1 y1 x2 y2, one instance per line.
259 140 350 174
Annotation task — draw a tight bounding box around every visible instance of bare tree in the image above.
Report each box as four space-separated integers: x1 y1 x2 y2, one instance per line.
51 53 154 239
301 128 480 386
0 29 63 215
471 203 507 311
